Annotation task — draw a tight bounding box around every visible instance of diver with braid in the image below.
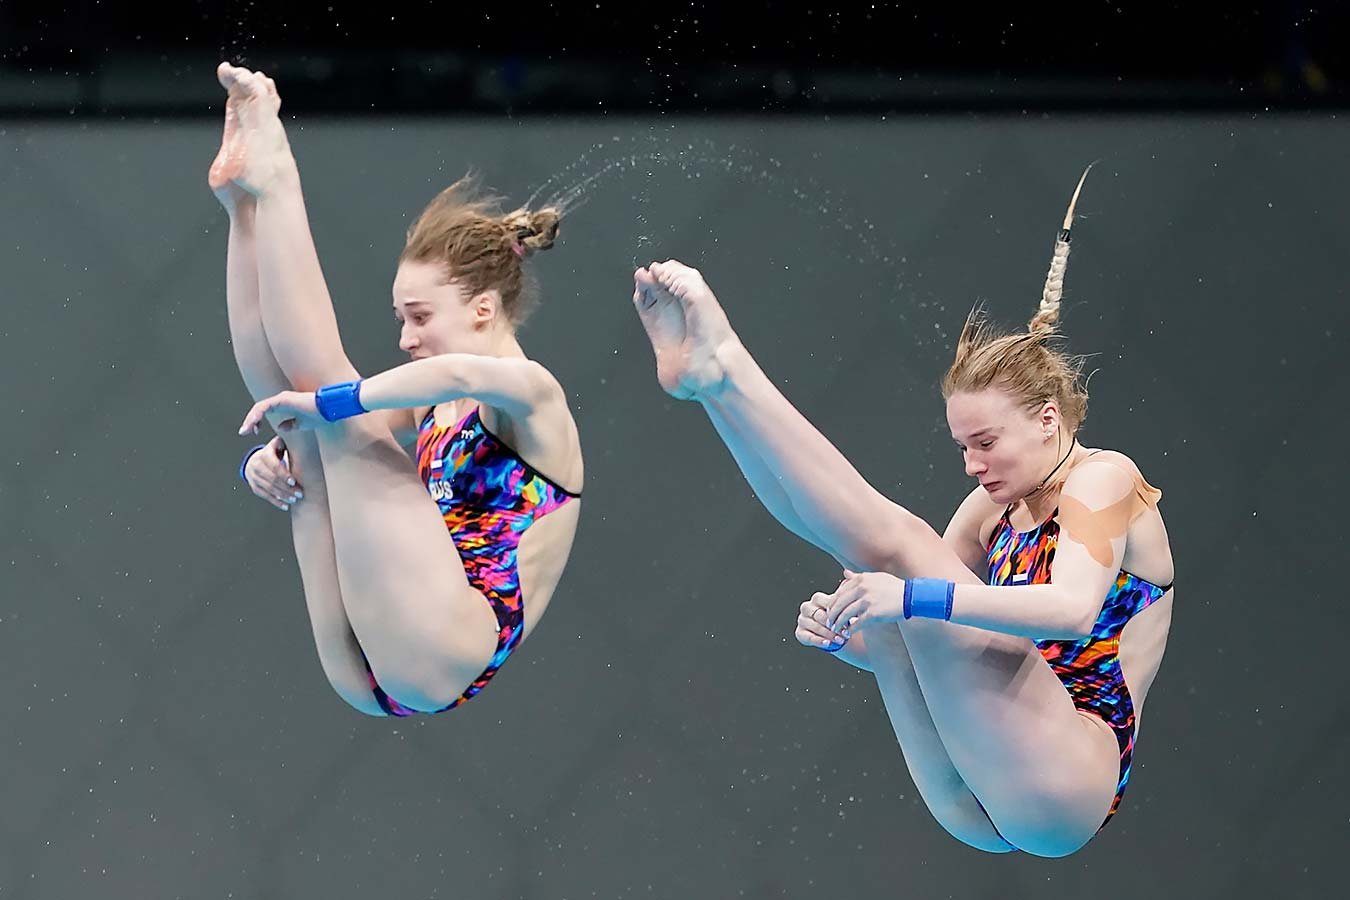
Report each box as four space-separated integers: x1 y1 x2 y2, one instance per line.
629 168 1174 856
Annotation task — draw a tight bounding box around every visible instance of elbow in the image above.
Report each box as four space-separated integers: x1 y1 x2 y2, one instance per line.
1065 600 1099 640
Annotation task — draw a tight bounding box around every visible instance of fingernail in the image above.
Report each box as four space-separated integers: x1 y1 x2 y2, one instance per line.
287 478 295 486
281 504 289 511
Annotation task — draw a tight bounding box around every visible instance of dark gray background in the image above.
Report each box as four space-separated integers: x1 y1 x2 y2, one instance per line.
1 113 1345 898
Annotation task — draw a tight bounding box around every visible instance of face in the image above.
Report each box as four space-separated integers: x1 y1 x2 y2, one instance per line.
946 388 1062 504
392 259 502 359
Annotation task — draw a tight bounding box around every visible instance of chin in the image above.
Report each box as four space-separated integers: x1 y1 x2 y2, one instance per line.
983 483 1012 502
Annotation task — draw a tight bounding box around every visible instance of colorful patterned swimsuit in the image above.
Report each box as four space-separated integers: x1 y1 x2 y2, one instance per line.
365 405 579 716
985 461 1170 829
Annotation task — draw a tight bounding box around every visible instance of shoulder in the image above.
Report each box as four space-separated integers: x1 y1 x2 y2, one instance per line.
499 358 567 418
483 359 576 444
1062 448 1161 513
1078 448 1143 477
1063 450 1137 500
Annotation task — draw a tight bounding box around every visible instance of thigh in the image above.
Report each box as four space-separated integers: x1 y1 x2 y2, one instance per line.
866 625 1016 852
312 416 498 698
898 618 1118 855
284 434 387 716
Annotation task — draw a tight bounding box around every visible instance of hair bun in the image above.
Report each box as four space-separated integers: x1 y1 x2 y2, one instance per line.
504 207 561 255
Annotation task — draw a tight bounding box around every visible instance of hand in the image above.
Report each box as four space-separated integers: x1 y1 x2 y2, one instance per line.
824 569 907 635
238 390 322 435
243 437 303 512
796 591 850 652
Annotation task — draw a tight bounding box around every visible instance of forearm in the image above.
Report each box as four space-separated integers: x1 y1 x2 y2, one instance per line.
948 583 1094 641
355 356 474 411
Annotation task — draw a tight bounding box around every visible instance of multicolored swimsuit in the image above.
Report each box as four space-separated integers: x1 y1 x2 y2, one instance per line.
985 457 1170 829
365 405 579 716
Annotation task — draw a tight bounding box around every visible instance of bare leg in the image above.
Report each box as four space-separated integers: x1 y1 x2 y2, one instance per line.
707 397 1012 850
866 626 1016 852
634 266 1011 850
633 261 1116 854
218 64 496 711
895 618 1118 856
213 119 384 715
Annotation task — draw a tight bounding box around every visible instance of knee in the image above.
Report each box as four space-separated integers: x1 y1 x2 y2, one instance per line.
984 781 1107 858
363 648 474 713
332 684 390 717
315 657 388 717
996 824 1091 859
919 788 1017 854
375 670 467 714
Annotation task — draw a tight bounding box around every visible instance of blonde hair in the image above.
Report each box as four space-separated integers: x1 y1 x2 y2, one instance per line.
400 175 561 327
942 166 1095 433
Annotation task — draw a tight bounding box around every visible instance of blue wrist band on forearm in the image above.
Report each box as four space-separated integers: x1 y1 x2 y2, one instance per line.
903 578 955 621
238 444 267 482
315 380 367 422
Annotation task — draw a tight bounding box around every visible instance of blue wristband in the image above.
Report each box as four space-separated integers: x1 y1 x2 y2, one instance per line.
239 444 268 482
903 578 955 621
315 380 367 422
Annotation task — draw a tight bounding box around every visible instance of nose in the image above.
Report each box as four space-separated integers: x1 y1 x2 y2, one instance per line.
399 325 418 353
964 452 987 478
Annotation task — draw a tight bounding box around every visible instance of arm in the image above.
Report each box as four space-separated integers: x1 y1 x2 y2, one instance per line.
239 356 559 436
358 355 559 419
945 460 1136 639
824 461 1140 640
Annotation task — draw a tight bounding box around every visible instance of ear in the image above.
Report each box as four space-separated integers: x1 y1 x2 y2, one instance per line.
1037 399 1061 439
470 290 501 329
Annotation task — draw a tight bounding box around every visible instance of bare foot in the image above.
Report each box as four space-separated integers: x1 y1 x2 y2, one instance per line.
207 62 293 199
631 259 740 400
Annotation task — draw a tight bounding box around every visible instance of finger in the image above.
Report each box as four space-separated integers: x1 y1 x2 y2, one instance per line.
798 613 842 644
809 590 833 607
248 479 290 511
829 597 864 634
270 479 302 502
271 474 301 498
238 399 271 434
824 583 861 629
258 456 289 481
797 622 844 651
820 580 864 631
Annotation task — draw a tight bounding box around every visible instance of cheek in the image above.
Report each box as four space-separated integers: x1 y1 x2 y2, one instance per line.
991 446 1023 474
